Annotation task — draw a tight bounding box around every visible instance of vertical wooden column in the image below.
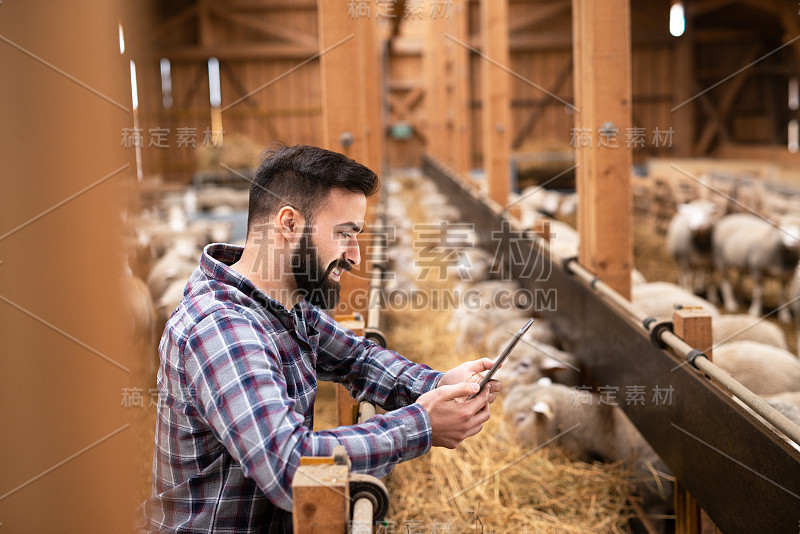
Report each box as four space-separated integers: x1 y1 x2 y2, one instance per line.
450 0 472 175
0 1 133 530
318 1 374 316
318 0 368 163
359 14 384 176
571 0 633 299
424 11 447 162
672 12 695 157
673 308 719 534
481 0 511 206
333 316 365 426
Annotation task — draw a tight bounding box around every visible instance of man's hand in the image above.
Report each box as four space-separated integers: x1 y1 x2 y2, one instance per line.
437 357 502 404
416 382 491 449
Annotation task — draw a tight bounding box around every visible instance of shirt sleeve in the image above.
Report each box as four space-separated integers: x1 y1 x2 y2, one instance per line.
182 309 434 512
312 308 444 409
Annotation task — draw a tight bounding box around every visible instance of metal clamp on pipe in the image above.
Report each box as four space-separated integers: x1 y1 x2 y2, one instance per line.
365 327 387 348
686 349 707 367
561 256 579 274
648 320 674 350
350 473 389 526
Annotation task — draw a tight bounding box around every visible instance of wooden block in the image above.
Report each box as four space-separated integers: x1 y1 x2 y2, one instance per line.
673 307 713 360
292 464 349 534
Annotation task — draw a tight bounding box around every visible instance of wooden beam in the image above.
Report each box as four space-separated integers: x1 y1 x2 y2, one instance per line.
198 0 214 47
511 59 572 149
129 4 198 54
671 14 694 157
572 0 633 299
219 63 282 139
481 0 511 206
672 308 720 534
210 6 319 49
451 0 472 176
226 0 318 10
317 0 371 316
694 45 760 155
359 13 384 174
158 43 319 61
508 0 570 34
424 9 448 162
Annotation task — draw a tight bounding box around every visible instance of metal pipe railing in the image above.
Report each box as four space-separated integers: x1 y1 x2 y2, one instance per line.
350 498 373 533
558 248 800 445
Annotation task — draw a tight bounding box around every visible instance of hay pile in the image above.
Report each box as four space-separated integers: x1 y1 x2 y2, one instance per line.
383 305 635 533
380 172 636 533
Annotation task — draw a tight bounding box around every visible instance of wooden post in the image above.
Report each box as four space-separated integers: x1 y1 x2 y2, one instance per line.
424 9 447 162
673 308 719 534
450 0 472 176
532 218 552 242
571 0 633 299
480 0 511 206
334 315 365 426
317 1 375 316
359 14 384 176
292 463 350 534
671 10 694 157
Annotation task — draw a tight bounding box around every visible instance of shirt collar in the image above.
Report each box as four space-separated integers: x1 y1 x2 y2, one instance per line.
200 243 303 331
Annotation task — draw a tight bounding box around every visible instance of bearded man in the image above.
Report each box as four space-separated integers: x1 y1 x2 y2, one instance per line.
136 145 499 532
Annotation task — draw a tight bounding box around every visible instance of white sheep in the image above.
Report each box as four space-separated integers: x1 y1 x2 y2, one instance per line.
146 238 200 299
483 316 560 354
666 200 723 293
493 341 581 388
448 247 495 282
710 213 800 323
503 382 673 525
632 281 719 319
712 314 788 350
449 307 530 352
712 341 800 396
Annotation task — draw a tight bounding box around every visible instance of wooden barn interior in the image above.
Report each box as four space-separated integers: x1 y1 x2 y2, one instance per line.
2 1 800 532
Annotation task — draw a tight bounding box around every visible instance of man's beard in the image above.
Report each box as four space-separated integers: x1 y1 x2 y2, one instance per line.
291 228 349 310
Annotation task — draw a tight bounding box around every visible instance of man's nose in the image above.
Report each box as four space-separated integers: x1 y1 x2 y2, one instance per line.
344 239 361 267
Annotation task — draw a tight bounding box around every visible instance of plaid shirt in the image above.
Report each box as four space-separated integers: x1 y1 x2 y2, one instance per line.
136 244 442 533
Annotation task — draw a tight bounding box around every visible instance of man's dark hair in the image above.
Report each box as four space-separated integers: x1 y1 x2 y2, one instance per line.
246 144 379 232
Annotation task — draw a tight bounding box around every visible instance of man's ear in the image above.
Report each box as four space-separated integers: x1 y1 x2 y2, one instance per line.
276 206 305 244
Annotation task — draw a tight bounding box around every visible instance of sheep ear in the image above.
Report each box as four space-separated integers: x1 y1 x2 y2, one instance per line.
532 401 554 420
541 356 569 372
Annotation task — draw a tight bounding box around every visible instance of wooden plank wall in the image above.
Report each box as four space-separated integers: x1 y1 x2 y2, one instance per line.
129 0 796 180
130 0 324 182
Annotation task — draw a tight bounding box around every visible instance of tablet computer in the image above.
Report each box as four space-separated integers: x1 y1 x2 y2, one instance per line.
467 317 534 400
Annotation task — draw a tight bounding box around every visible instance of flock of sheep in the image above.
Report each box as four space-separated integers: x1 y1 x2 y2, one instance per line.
383 172 800 532
124 170 800 531
666 199 800 350
123 186 247 379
